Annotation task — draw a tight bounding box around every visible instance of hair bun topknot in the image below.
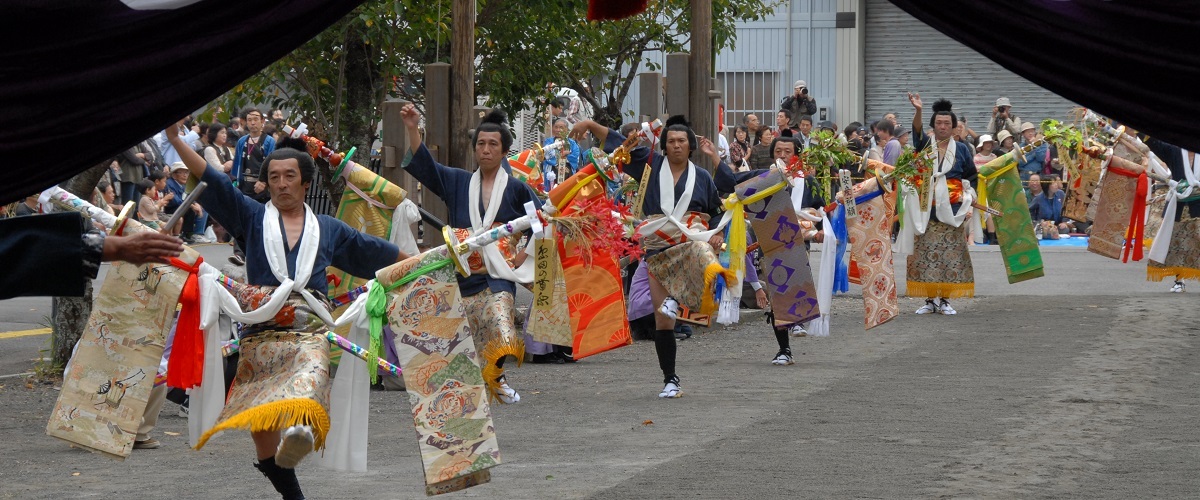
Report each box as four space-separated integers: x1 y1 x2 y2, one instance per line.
481 109 509 126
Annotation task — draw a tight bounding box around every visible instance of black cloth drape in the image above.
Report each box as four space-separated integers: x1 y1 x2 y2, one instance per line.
0 0 365 205
0 213 88 299
887 1 1200 152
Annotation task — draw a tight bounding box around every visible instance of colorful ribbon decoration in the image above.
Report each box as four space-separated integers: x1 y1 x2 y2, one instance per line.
975 160 1017 211
722 179 789 280
364 281 387 384
1108 166 1149 262
165 255 204 390
831 204 850 294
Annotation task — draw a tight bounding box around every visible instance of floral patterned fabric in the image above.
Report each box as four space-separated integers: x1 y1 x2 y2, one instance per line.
906 219 975 298
646 240 722 313
847 180 898 329
48 245 200 459
376 251 500 495
1089 168 1139 260
1148 216 1200 281
197 285 336 451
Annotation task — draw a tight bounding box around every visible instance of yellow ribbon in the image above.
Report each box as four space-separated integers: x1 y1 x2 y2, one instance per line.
554 172 600 212
721 180 789 279
975 159 1017 210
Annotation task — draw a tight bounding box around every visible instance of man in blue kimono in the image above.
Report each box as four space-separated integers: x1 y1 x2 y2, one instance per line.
400 103 541 405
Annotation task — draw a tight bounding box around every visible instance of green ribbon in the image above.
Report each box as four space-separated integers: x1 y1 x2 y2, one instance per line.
365 280 387 384
362 257 456 383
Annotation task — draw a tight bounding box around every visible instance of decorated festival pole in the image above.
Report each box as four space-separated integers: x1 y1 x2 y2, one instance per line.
221 332 402 378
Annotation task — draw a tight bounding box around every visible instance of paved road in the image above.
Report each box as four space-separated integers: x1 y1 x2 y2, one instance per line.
0 245 1197 498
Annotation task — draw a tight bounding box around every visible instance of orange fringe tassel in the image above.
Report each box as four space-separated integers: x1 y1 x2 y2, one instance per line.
699 262 736 317
1147 265 1200 282
480 335 525 404
906 281 975 299
194 398 330 451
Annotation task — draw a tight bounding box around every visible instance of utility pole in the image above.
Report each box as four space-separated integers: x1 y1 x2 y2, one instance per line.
689 0 714 172
450 0 475 171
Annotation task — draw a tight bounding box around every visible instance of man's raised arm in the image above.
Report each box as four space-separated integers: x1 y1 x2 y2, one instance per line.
165 118 210 179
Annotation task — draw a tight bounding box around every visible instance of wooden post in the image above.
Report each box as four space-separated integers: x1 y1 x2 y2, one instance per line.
424 63 451 164
450 0 475 172
639 72 663 121
665 53 690 118
689 0 713 172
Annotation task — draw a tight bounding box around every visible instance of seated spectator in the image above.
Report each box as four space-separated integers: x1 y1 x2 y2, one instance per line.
136 177 172 231
974 134 997 167
994 130 1015 156
1026 173 1043 206
1017 122 1050 181
164 163 211 243
1030 175 1072 236
747 127 776 170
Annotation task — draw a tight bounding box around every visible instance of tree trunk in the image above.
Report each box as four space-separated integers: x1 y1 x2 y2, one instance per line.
49 161 111 375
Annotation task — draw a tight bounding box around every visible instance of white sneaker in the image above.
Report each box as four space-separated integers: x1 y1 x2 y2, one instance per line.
1171 281 1185 293
938 300 957 315
915 300 938 315
789 324 807 337
274 425 315 468
495 379 521 404
658 377 682 398
659 297 679 320
771 349 794 366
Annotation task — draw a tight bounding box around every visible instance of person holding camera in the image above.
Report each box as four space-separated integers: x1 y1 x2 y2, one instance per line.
780 80 817 129
987 97 1023 137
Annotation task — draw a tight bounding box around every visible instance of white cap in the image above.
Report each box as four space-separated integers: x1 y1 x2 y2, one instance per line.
978 134 995 144
794 80 807 89
169 161 188 173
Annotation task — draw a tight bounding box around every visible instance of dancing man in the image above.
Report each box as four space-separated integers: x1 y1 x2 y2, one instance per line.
904 93 978 315
572 115 725 398
167 120 403 500
714 135 825 365
400 104 540 404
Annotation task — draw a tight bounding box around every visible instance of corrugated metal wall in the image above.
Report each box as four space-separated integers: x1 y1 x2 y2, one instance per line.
620 0 841 129
864 0 1078 132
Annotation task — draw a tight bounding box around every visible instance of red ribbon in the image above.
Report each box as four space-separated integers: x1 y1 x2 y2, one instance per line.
1108 167 1148 262
166 255 204 389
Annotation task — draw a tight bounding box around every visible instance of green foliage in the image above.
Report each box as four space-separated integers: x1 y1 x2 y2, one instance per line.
801 129 855 202
892 145 935 192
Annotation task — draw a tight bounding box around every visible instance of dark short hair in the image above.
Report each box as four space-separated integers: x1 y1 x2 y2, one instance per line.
876 120 896 136
844 122 862 137
263 148 316 185
777 109 793 120
96 178 111 193
734 125 750 139
741 113 757 124
755 127 773 140
475 109 514 152
206 123 226 144
137 178 157 194
769 136 802 158
241 107 262 120
798 114 813 125
147 170 166 182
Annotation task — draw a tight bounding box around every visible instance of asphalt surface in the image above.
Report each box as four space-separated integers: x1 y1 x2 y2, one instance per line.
0 243 1197 499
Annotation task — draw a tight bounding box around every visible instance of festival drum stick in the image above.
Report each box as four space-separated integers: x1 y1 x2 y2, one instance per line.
160 181 208 235
220 331 403 377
